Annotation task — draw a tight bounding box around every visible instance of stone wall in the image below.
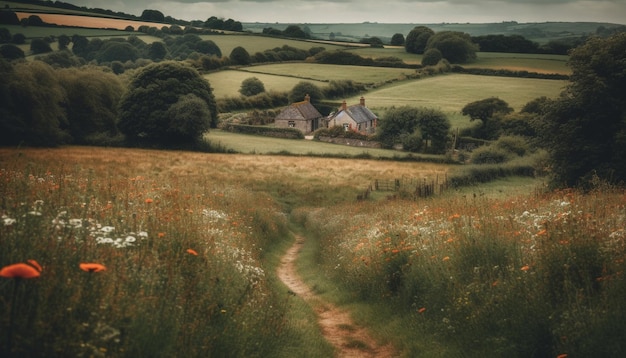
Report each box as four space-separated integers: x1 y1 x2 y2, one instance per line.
317 136 382 148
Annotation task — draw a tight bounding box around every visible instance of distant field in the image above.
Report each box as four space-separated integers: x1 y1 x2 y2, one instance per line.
343 73 566 113
234 63 415 84
204 70 328 98
464 52 570 74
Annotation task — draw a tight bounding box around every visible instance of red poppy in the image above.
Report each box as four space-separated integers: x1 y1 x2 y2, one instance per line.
186 249 198 256
79 263 106 272
0 263 41 279
27 259 43 272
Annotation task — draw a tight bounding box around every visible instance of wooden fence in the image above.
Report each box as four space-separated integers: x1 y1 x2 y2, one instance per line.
370 174 448 199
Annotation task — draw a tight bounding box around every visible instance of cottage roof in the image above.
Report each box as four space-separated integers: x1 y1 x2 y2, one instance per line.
329 98 378 124
276 100 322 121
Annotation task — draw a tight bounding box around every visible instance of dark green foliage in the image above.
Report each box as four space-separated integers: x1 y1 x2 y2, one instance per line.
0 44 24 60
0 61 69 146
421 48 442 66
11 33 25 45
462 97 513 140
0 10 20 25
58 67 124 143
230 46 251 65
472 34 540 53
147 41 168 61
239 77 265 96
493 135 529 157
0 27 10 43
378 106 451 153
426 31 478 63
140 9 165 22
289 81 324 104
195 40 221 57
282 25 308 39
217 91 288 112
391 33 405 46
30 38 52 54
96 42 138 63
538 33 626 186
405 26 434 54
118 61 217 145
37 50 83 68
57 34 70 50
322 80 365 99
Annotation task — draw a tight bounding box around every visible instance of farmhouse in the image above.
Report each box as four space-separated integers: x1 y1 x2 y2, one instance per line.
326 97 377 134
274 94 323 134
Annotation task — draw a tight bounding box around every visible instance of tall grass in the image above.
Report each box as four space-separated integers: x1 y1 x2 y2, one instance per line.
298 185 626 357
0 148 296 357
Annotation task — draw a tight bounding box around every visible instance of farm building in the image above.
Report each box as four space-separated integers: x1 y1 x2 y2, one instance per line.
274 94 323 134
326 97 377 134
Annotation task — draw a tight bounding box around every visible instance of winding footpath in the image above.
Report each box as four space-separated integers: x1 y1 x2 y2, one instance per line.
277 235 397 358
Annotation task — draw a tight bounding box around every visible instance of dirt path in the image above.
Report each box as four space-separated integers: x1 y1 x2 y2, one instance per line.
277 235 397 358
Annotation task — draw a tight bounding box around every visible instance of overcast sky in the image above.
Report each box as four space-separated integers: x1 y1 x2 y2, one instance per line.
69 0 626 24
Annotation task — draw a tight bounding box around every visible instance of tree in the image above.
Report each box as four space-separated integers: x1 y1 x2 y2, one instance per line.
147 41 167 61
230 46 251 65
0 9 20 25
58 34 71 50
390 33 405 46
95 42 138 63
426 31 478 63
538 33 626 186
140 9 165 22
118 61 217 145
377 106 450 153
30 38 52 54
0 44 24 61
283 25 308 39
0 61 69 146
461 97 513 139
194 40 221 57
289 81 323 104
405 26 434 54
239 77 265 97
421 48 442 66
57 67 124 143
165 94 212 142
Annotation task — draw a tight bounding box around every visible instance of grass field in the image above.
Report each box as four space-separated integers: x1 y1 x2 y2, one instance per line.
205 130 445 160
204 70 328 98
343 73 566 112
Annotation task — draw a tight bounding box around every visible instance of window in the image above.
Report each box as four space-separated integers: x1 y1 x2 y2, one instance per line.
288 121 295 128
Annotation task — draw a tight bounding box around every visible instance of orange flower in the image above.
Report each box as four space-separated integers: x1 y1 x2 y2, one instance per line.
0 263 41 279
79 263 106 272
27 259 43 272
556 354 568 358
186 248 198 256
537 229 547 236
521 265 530 271
442 256 450 262
158 232 166 238
418 307 426 313
145 198 154 204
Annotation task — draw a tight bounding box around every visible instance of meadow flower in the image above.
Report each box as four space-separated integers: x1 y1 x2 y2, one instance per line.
520 265 530 271
145 198 154 204
418 307 426 313
79 263 106 272
186 248 199 256
2 215 16 226
27 259 43 272
0 263 41 279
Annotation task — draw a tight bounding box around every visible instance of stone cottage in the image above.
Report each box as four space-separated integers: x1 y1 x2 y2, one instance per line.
326 97 377 134
274 94 323 134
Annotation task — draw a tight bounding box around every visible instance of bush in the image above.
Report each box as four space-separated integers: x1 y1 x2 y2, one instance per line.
239 77 265 97
421 48 443 66
470 145 512 164
493 135 529 157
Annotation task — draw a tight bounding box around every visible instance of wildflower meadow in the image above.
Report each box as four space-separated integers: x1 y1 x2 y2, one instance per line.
297 184 626 357
0 148 291 357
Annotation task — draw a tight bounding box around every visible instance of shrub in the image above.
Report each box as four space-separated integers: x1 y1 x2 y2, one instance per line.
470 145 512 164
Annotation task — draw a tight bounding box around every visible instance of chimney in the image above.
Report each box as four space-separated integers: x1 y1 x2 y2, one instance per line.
360 96 365 106
305 94 310 102
341 100 347 111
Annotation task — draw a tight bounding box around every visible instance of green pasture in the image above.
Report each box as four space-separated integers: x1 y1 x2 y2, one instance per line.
232 63 415 85
343 73 566 113
205 130 440 159
465 52 570 74
204 70 327 98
